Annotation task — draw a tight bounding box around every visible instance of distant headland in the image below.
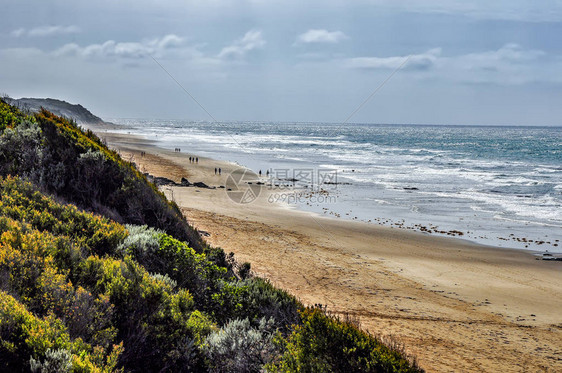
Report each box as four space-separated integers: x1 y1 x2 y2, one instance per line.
4 97 104 125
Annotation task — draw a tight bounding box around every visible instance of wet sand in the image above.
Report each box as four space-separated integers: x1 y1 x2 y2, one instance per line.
102 131 562 372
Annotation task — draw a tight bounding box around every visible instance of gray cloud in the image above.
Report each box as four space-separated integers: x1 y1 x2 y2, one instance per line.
53 34 185 59
441 43 551 85
10 25 81 38
347 48 442 70
345 44 557 86
452 43 545 70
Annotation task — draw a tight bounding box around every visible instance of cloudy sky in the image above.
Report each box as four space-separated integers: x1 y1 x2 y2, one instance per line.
2 0 562 125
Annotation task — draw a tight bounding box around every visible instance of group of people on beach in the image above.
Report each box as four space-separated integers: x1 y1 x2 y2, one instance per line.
184 152 271 179
174 148 181 152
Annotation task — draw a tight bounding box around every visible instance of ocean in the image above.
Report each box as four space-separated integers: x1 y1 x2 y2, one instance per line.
108 119 562 252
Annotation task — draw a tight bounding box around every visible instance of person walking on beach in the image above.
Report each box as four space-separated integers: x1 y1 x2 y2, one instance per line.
189 156 192 163
215 168 217 175
218 168 221 175
259 170 262 177
196 157 199 163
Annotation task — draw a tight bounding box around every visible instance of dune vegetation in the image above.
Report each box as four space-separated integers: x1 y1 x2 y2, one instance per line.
0 99 422 372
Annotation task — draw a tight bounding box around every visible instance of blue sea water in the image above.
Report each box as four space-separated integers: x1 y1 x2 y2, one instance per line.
108 120 562 252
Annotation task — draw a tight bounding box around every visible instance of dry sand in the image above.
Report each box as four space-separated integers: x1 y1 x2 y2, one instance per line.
103 132 562 373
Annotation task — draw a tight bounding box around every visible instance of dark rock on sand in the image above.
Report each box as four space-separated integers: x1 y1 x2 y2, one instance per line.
153 176 177 186
193 181 213 189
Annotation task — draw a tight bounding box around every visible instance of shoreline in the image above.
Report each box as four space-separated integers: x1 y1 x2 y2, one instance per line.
97 129 562 372
97 120 561 254
99 129 557 256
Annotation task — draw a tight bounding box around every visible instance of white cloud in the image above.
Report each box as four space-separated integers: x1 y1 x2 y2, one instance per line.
218 30 265 59
295 29 348 45
10 25 81 38
151 34 184 49
54 34 185 59
347 48 441 70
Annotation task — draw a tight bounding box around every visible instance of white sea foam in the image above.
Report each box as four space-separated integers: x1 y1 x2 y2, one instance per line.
110 119 562 250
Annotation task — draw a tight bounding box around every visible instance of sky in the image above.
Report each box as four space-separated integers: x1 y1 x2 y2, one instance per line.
1 0 562 125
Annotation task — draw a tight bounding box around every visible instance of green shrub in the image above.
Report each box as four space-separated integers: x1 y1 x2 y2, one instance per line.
76 255 203 371
204 317 277 373
119 226 228 310
0 98 27 131
187 310 217 346
30 348 73 373
211 278 300 330
239 261 252 279
0 176 127 256
267 308 422 373
0 291 65 371
116 224 162 258
0 119 43 177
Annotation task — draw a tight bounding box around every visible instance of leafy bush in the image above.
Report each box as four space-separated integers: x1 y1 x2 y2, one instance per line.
211 277 301 330
0 176 127 256
0 290 119 373
267 308 422 373
187 310 217 346
0 119 43 178
119 225 228 311
30 348 73 373
0 98 27 131
76 255 203 371
204 317 277 373
116 224 162 258
239 261 252 279
0 291 71 372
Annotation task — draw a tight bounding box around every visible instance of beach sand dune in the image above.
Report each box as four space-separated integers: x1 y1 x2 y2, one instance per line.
107 134 562 373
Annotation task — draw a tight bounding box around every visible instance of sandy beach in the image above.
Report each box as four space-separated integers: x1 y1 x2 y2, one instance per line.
100 131 562 372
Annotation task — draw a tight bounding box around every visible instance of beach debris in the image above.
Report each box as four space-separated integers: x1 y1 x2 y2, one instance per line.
538 251 562 261
198 230 211 237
